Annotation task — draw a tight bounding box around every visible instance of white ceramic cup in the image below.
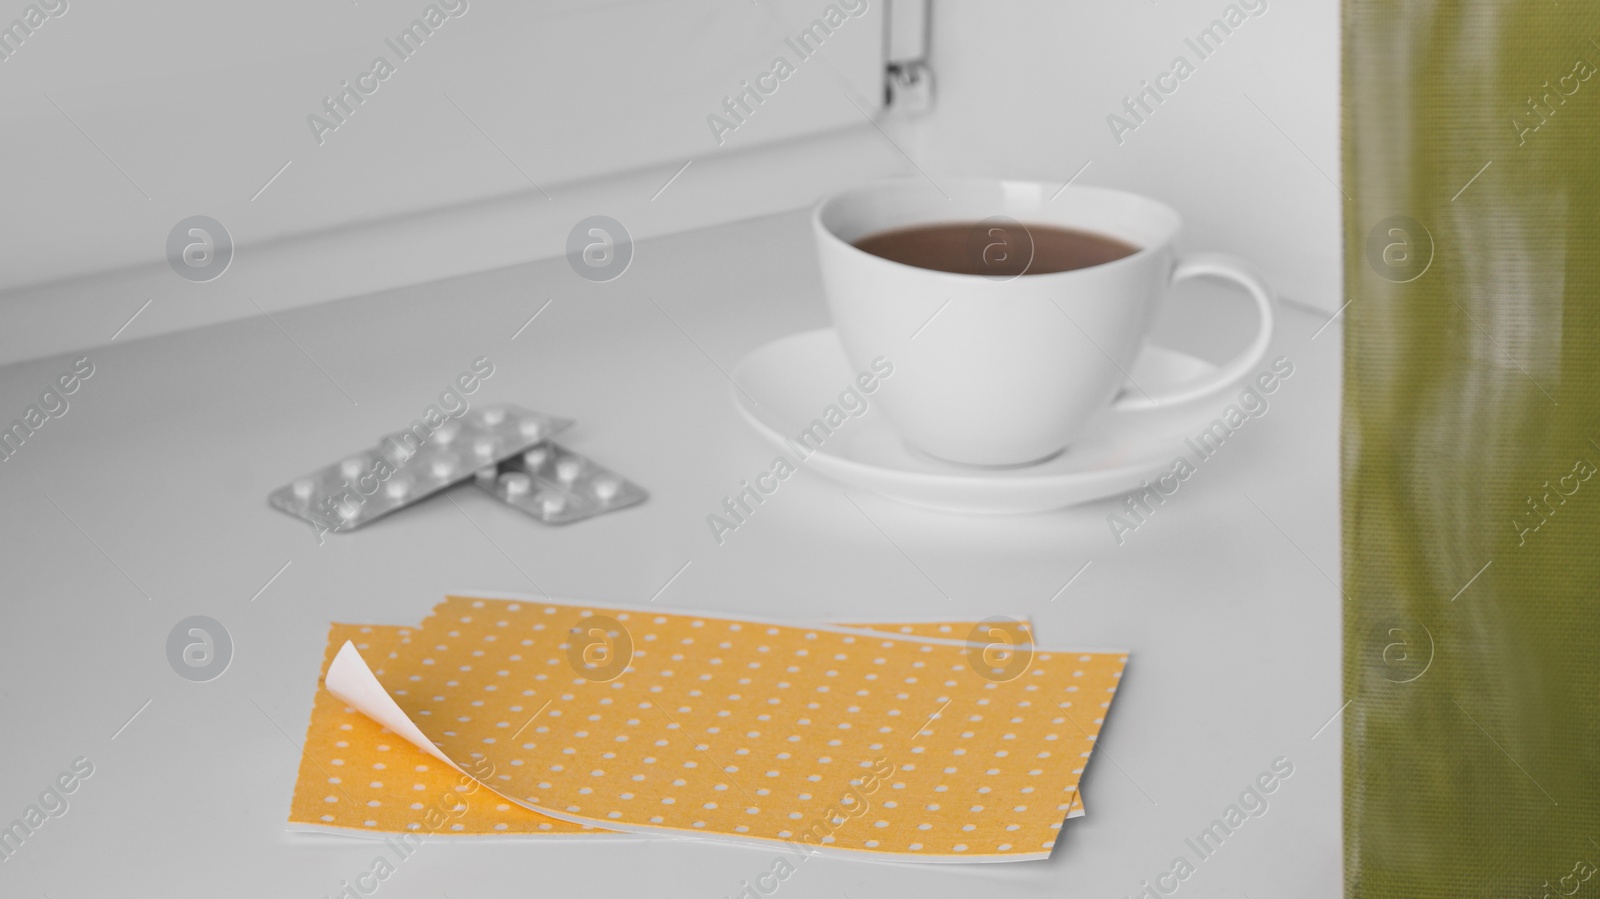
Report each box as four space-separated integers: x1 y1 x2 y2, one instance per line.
813 178 1276 467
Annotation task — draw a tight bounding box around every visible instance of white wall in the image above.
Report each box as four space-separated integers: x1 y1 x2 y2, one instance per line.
911 0 1341 313
0 0 908 366
0 0 1339 367
0 0 884 291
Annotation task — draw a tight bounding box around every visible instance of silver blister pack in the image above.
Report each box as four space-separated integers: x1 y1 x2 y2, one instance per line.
474 441 647 523
269 405 573 532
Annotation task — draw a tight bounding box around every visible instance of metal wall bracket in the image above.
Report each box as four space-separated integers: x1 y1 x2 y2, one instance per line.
886 60 934 113
884 0 932 114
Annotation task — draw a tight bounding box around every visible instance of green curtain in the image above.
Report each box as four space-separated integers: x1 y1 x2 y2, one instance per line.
1344 2 1600 896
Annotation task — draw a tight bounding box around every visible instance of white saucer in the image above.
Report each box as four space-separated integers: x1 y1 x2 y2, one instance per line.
730 328 1228 515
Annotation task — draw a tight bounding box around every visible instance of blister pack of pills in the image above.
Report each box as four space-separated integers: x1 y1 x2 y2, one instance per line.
475 441 647 523
269 405 572 532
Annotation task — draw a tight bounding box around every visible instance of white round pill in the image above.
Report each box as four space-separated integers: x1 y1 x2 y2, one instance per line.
337 501 362 521
473 437 499 459
480 407 506 426
292 479 315 501
523 447 548 469
499 472 533 496
540 492 567 515
555 458 583 483
384 477 412 500
592 477 620 501
519 419 545 440
432 422 459 445
430 456 457 479
340 456 366 479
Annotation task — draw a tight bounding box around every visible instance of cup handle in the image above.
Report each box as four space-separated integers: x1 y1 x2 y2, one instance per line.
1111 252 1277 412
